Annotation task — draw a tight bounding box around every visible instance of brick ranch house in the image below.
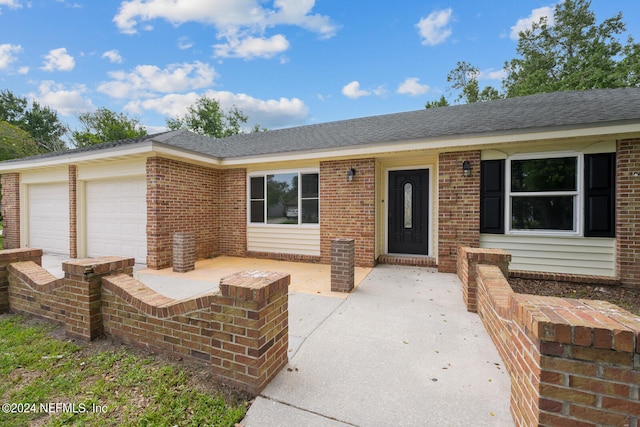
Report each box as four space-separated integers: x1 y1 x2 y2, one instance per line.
1 88 639 287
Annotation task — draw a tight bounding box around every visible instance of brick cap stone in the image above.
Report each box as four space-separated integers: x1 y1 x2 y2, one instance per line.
0 248 43 261
219 270 290 302
62 257 135 275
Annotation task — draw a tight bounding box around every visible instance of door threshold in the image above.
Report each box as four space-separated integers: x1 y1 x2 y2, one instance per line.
377 254 436 267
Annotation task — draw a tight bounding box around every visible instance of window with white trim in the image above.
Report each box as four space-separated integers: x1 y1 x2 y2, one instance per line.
507 154 580 233
249 171 319 225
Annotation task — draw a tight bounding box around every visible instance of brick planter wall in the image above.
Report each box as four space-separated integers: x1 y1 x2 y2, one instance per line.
457 247 511 312
6 253 134 340
0 248 43 313
438 151 481 273
331 238 355 292
617 138 640 288
465 247 640 426
3 249 290 395
146 157 219 269
320 159 375 267
1 173 20 250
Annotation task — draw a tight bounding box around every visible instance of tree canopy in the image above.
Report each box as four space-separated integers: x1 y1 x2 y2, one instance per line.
0 89 67 154
72 108 147 148
428 0 640 107
167 96 264 138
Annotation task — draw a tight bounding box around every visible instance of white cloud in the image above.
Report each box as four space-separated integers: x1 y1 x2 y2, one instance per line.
510 6 554 40
113 0 336 59
18 66 29 74
97 61 217 99
416 8 453 46
214 34 290 59
177 36 193 50
125 90 309 129
479 68 506 80
29 81 94 116
0 43 21 69
41 47 75 71
102 49 123 63
0 0 22 9
341 81 386 99
342 81 370 99
397 77 430 96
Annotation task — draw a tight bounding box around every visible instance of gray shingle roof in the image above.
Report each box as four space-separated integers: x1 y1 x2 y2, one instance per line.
3 88 640 165
159 88 640 159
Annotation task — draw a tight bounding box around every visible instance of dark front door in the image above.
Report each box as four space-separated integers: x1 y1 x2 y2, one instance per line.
388 169 429 255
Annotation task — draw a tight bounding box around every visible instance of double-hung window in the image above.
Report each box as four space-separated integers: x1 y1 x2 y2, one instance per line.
249 171 319 225
508 154 580 233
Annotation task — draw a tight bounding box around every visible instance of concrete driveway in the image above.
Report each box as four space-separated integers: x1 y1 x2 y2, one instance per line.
242 265 513 427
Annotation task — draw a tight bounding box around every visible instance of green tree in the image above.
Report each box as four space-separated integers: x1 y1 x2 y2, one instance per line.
504 0 640 97
447 61 502 104
167 96 263 138
72 108 147 148
0 121 41 160
425 95 450 109
0 89 67 153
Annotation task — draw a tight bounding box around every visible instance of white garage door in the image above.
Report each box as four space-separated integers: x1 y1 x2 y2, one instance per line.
86 178 147 264
29 182 70 255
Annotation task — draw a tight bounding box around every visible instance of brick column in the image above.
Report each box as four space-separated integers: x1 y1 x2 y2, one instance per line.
617 138 640 288
331 238 355 292
438 151 481 273
69 165 78 258
457 247 511 312
215 271 289 394
320 159 375 267
0 248 42 313
219 168 247 257
62 257 135 340
173 232 195 273
1 173 20 250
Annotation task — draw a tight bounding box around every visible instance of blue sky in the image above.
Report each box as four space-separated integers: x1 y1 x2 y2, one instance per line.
1 1 639 135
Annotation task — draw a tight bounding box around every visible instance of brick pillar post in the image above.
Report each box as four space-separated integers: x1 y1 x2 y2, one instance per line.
331 238 355 292
62 256 135 341
438 151 481 273
617 138 640 288
1 173 21 250
457 247 511 312
0 248 43 313
69 165 78 258
215 270 289 394
173 232 195 273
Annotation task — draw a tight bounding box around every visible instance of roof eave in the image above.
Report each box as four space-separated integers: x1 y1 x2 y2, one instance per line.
219 121 640 166
0 139 223 173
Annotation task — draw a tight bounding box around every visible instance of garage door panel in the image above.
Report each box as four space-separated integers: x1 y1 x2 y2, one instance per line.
86 178 146 264
29 183 70 255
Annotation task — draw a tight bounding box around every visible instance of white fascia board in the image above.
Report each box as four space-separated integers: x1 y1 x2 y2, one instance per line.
0 141 222 172
219 123 640 166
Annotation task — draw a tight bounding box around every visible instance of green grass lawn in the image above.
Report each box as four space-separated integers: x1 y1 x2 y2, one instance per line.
0 314 248 426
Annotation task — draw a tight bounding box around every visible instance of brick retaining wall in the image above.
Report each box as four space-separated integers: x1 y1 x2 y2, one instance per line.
1 248 290 395
459 247 640 426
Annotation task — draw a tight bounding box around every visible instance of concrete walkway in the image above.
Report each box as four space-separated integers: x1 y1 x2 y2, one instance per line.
242 265 513 427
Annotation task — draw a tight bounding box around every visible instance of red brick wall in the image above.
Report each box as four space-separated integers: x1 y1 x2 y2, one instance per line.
219 169 247 257
473 254 640 427
4 250 290 395
1 173 20 250
320 159 375 267
457 247 510 312
69 165 77 258
438 151 481 273
146 157 219 269
617 138 640 288
102 270 289 395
